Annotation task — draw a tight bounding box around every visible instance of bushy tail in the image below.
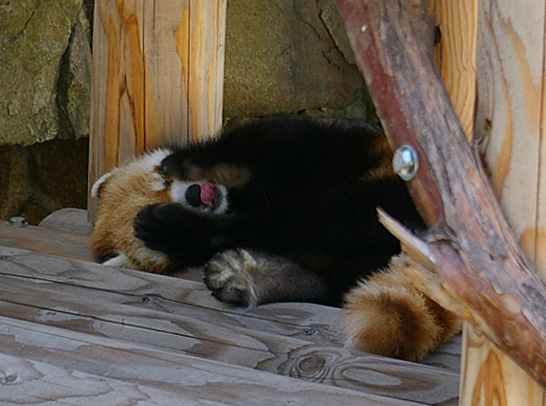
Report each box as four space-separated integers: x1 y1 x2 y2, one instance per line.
342 262 461 361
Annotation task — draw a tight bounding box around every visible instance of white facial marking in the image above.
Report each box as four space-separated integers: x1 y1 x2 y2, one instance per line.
132 148 172 171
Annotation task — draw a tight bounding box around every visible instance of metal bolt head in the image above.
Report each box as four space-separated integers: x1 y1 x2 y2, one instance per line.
393 144 419 181
7 217 28 227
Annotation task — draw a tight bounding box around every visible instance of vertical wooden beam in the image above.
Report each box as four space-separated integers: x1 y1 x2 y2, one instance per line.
88 0 226 220
460 326 546 405
475 0 544 266
415 2 546 402
457 0 546 404
431 0 477 141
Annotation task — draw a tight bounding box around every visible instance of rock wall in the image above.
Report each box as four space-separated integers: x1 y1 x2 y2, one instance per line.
0 0 92 224
0 0 375 224
0 139 89 224
223 0 375 121
0 0 92 146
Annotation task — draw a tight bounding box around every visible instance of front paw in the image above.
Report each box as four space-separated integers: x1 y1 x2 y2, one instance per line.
204 249 258 307
134 204 180 253
135 203 226 267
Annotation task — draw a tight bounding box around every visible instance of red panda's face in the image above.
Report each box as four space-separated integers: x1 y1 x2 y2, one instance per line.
90 148 235 274
90 149 176 273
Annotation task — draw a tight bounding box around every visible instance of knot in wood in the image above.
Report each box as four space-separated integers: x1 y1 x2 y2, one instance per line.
298 356 326 373
304 328 317 336
0 374 17 385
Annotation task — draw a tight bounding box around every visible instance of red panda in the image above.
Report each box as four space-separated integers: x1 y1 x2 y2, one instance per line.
90 116 461 361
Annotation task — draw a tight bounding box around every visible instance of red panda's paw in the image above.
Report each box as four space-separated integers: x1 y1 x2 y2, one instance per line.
342 267 461 362
204 249 259 307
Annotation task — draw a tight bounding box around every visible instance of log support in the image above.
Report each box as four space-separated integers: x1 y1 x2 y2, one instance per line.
335 0 546 397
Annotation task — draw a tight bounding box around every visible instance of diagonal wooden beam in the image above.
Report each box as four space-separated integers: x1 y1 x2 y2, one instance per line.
335 0 546 389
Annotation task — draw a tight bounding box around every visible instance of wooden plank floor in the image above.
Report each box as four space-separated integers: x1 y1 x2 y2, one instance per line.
0 209 462 405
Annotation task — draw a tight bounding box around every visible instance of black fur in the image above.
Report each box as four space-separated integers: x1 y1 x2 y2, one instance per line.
134 116 423 306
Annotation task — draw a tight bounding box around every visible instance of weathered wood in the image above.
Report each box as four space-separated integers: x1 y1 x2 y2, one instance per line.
417 2 546 403
0 242 460 369
0 245 342 346
1 210 204 282
0 221 93 262
88 0 226 219
0 352 232 406
335 0 546 391
380 213 546 403
0 246 460 405
38 208 93 235
0 279 458 405
0 318 413 406
427 2 539 403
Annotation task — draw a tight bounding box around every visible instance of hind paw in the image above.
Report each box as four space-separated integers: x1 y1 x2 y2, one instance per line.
203 249 258 307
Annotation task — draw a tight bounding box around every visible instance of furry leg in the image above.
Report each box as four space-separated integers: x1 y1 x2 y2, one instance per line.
204 249 329 307
342 264 461 361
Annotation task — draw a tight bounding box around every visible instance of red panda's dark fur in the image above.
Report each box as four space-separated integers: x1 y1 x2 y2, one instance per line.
91 116 461 361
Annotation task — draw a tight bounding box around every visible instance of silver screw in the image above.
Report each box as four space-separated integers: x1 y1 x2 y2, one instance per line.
7 217 28 227
393 144 419 181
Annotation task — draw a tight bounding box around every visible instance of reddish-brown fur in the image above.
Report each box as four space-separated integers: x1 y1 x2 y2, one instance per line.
343 263 461 361
91 149 176 274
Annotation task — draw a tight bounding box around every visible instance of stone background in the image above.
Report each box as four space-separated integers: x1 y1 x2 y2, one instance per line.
0 0 374 224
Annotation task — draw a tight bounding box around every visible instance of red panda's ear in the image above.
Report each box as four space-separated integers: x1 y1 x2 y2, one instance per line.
91 169 117 199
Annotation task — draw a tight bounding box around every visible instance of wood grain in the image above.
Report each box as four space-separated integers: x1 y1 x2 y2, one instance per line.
0 249 458 404
0 352 230 406
460 325 546 406
431 0 477 140
38 208 93 235
462 0 546 403
0 318 415 406
88 0 226 220
0 245 342 346
429 1 546 403
0 236 460 368
475 0 546 277
0 246 460 405
0 221 93 262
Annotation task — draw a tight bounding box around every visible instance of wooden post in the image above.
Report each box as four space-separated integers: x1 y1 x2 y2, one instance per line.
430 0 477 141
458 0 546 404
88 0 227 220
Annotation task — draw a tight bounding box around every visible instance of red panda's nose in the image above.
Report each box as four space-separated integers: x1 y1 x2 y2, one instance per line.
185 184 202 207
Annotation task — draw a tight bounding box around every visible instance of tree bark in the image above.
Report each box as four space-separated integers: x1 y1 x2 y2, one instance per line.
335 0 546 389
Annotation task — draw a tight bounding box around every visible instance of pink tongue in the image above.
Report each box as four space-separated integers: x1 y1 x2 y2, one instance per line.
200 183 216 207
